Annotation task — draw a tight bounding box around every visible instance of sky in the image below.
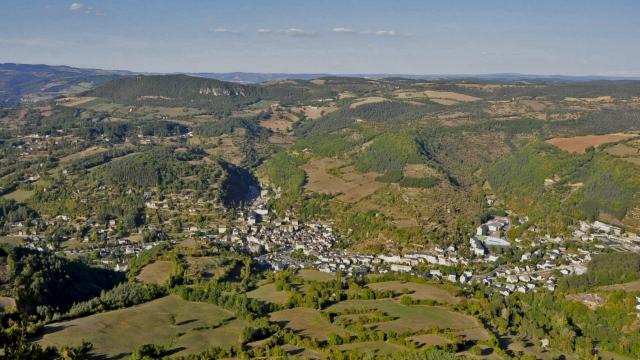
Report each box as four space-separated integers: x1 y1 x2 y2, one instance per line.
1 0 640 75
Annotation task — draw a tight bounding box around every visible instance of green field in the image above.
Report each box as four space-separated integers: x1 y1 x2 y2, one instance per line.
336 341 408 356
246 282 289 305
135 260 173 285
36 295 245 359
0 236 25 247
327 299 479 333
270 307 350 341
367 280 460 304
298 269 337 282
2 188 34 202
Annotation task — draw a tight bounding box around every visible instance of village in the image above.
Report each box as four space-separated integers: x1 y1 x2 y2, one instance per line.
3 183 640 302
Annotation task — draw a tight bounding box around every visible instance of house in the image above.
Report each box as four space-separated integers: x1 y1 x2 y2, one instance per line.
390 264 412 273
470 237 487 256
487 220 506 232
476 225 488 236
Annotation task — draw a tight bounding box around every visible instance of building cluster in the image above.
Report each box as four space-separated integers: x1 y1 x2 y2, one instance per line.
469 217 511 260
573 220 640 252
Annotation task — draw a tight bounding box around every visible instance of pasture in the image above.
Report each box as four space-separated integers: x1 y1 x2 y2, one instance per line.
366 281 460 304
270 307 350 341
59 146 108 164
546 133 637 153
0 236 24 247
185 256 233 281
2 188 34 202
36 295 244 358
327 299 479 333
135 260 173 285
407 334 451 347
247 283 289 305
336 341 408 356
298 269 336 282
599 280 640 292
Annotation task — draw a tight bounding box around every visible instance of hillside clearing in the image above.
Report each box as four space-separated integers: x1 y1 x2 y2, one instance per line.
303 157 383 203
135 260 173 285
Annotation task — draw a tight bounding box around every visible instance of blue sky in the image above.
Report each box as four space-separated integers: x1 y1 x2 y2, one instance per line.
1 0 639 75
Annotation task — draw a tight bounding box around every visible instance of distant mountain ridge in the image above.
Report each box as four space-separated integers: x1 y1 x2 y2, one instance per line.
0 63 134 106
3 62 640 107
87 74 335 112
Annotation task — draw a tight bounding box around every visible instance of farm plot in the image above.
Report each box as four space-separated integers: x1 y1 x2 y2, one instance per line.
303 157 383 203
366 281 460 304
546 134 637 153
326 299 479 333
393 89 480 105
349 96 389 109
36 295 244 358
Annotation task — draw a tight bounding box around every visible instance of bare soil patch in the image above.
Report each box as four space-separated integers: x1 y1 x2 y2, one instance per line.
56 96 97 107
0 296 16 312
546 134 637 153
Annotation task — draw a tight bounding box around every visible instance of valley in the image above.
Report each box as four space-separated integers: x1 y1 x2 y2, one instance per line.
1 69 640 359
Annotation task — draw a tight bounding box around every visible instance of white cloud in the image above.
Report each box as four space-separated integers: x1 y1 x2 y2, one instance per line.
372 30 396 37
283 28 315 37
211 28 242 35
332 27 401 37
332 27 354 33
69 3 105 16
257 28 317 37
359 30 398 37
